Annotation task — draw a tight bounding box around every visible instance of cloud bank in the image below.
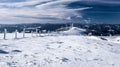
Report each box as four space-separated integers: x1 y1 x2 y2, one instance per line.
0 0 119 24
0 0 91 24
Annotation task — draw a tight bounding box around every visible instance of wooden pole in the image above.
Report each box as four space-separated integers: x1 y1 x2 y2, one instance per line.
23 28 25 38
39 30 41 37
36 28 38 37
3 29 7 40
31 31 33 37
15 29 18 39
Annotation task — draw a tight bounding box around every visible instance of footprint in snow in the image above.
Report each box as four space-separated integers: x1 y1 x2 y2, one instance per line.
61 58 69 62
0 50 9 54
10 50 22 54
100 37 107 41
12 50 22 52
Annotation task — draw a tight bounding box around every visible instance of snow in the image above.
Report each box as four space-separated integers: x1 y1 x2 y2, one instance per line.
0 62 9 67
0 32 120 67
60 27 86 35
112 37 120 43
102 36 120 44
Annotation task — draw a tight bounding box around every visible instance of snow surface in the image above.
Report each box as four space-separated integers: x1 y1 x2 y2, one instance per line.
0 33 120 67
60 27 86 35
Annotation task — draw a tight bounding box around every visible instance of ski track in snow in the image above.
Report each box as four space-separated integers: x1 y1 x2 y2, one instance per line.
0 33 120 67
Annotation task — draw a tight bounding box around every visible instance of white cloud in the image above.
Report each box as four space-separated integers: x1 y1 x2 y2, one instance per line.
0 0 51 7
0 0 91 24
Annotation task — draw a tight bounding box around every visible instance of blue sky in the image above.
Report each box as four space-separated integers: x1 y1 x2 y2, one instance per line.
0 0 119 24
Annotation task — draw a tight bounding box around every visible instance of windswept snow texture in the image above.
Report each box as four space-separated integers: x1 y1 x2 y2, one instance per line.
0 33 120 67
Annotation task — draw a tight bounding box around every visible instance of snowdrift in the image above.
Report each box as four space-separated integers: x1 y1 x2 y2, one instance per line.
60 27 86 35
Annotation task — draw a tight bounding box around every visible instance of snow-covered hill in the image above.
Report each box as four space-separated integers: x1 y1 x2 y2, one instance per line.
0 33 120 67
60 27 86 35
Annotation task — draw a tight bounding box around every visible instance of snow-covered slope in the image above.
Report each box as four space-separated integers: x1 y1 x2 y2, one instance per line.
60 27 86 35
0 33 120 67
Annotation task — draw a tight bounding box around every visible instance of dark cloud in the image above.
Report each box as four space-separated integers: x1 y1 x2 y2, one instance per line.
14 15 64 20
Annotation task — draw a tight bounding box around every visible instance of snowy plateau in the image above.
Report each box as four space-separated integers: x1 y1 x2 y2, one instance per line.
0 27 120 67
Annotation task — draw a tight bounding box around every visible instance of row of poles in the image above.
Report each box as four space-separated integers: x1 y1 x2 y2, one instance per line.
3 27 49 40
2 24 75 40
3 28 26 40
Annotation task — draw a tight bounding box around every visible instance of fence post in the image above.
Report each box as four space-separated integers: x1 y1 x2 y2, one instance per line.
3 29 7 40
31 31 33 37
23 28 25 38
15 29 18 39
36 28 38 37
39 30 41 37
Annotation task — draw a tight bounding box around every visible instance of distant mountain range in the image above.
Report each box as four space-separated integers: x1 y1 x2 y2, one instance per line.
0 23 120 36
